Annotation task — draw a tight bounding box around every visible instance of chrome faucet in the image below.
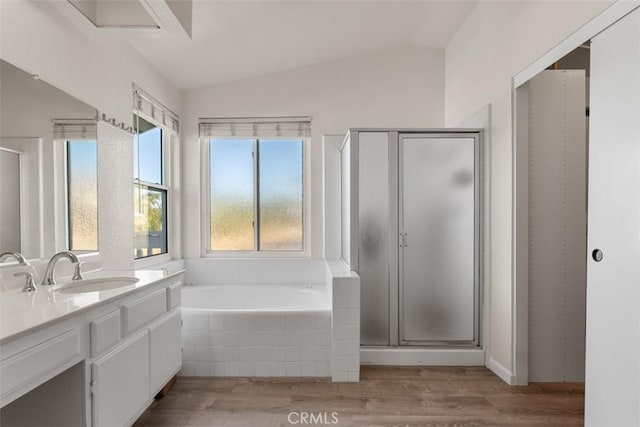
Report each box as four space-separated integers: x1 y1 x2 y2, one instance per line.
40 251 84 287
0 251 29 265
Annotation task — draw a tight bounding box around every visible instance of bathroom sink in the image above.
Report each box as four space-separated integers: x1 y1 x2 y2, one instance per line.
53 277 139 294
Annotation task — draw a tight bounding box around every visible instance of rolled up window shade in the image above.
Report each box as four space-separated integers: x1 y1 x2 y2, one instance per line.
199 117 311 138
133 84 180 134
53 119 97 140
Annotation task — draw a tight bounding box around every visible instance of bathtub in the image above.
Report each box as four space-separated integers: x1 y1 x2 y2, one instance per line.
180 283 332 378
182 283 330 312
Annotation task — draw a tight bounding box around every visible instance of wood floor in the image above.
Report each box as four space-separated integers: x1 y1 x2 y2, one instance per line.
134 366 585 427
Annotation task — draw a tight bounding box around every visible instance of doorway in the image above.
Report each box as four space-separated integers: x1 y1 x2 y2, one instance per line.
515 46 591 382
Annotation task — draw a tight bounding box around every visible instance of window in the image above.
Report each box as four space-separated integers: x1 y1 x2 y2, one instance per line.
134 114 167 259
208 138 304 253
66 139 98 251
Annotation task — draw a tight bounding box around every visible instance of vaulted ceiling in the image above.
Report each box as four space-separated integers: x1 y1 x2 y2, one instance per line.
54 1 479 90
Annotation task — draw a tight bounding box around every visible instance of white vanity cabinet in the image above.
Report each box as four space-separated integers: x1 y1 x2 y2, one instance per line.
89 281 183 427
0 271 184 427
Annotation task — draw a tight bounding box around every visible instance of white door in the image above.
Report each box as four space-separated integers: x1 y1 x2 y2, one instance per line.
149 310 182 394
585 8 640 427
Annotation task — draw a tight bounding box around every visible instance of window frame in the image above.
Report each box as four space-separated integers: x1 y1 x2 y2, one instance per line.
133 111 173 267
201 136 311 258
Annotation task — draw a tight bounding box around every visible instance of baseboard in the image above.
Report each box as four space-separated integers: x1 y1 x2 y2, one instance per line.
486 357 515 384
360 347 485 366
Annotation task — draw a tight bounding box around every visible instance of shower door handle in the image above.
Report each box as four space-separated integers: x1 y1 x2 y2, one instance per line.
400 233 407 247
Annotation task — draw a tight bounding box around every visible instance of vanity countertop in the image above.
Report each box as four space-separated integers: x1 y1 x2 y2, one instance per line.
0 269 185 344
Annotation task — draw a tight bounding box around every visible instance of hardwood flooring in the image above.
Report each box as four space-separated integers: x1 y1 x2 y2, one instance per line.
134 366 585 426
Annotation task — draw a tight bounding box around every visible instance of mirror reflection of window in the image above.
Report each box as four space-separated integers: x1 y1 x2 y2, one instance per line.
66 140 98 251
0 148 22 253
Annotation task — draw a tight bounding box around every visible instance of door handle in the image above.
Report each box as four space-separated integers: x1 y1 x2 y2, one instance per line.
399 233 407 247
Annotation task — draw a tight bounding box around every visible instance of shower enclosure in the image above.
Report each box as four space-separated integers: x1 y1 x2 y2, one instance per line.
340 129 482 347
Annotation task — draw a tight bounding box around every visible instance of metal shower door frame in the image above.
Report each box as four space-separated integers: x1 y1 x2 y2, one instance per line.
397 131 483 347
344 128 483 348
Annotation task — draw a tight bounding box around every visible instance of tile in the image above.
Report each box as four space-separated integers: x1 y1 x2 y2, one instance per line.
182 332 208 347
271 346 286 362
225 346 240 361
331 370 348 382
238 362 255 376
315 345 331 362
300 345 316 362
208 314 225 331
270 362 285 376
208 331 225 346
268 315 285 330
210 346 226 362
285 330 302 345
285 346 301 362
254 346 271 361
333 324 359 341
239 347 256 362
179 362 195 376
224 362 240 376
334 340 358 357
255 362 271 377
347 371 360 382
285 362 301 377
182 346 196 361
209 363 225 377
194 362 210 376
225 314 244 330
268 330 286 346
300 361 317 377
315 330 331 345
253 331 270 346
193 314 209 331
316 361 331 377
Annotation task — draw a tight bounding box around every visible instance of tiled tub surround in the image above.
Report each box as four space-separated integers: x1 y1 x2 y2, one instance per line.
181 259 361 381
181 309 331 377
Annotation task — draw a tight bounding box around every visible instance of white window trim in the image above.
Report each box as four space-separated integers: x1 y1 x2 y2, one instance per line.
134 110 175 267
200 136 311 259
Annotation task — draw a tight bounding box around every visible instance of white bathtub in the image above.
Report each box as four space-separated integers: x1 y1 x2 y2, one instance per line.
180 283 332 377
182 283 330 312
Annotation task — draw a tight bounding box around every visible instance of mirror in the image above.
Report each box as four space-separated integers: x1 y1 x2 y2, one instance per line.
0 59 97 262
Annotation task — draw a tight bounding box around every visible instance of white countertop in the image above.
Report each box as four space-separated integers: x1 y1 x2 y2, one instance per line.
0 269 184 344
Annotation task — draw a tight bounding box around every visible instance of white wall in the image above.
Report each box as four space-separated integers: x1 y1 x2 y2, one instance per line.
445 1 613 380
0 0 181 129
182 45 445 259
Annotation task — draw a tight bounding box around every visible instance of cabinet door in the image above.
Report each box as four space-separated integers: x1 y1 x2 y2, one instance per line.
149 310 182 394
585 8 640 427
92 331 149 427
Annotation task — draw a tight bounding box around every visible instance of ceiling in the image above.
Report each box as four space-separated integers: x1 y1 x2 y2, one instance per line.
128 1 478 90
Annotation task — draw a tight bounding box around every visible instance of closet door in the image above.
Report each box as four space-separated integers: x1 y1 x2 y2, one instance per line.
585 8 640 426
399 134 478 344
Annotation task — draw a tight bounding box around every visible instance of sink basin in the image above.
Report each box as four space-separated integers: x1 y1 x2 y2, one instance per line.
53 277 139 294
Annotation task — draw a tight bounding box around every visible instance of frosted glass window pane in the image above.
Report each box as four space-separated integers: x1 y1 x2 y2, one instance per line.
210 139 255 251
67 140 98 251
258 139 303 251
133 115 162 185
134 184 167 258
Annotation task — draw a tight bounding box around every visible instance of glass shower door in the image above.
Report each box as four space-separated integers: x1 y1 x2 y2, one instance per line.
399 134 479 345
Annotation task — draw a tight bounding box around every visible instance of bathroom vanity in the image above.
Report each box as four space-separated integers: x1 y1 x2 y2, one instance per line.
0 269 184 426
